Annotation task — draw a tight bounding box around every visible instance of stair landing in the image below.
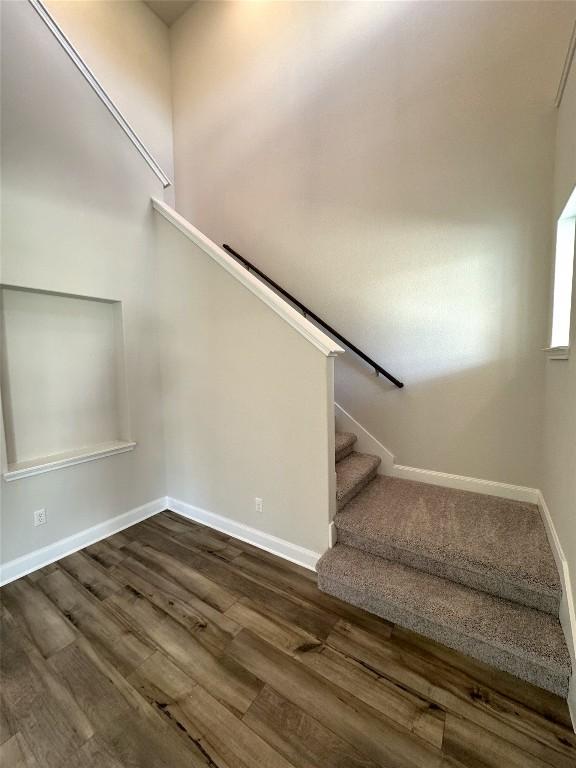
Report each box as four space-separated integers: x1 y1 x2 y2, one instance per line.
335 475 560 615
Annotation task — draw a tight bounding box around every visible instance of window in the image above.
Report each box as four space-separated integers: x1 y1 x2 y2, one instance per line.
550 187 576 352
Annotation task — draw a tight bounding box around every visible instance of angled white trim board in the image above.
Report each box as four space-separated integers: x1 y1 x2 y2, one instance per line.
27 0 172 188
168 497 322 571
335 403 395 473
3 441 137 482
335 403 539 503
152 199 345 358
0 497 166 586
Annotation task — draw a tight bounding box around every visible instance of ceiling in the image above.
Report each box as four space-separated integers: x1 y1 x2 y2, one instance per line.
144 1 195 27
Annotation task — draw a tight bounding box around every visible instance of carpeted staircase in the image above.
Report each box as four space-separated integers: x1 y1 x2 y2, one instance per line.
317 431 571 696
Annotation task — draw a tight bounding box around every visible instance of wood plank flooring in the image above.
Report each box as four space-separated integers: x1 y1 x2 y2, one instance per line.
1 510 575 768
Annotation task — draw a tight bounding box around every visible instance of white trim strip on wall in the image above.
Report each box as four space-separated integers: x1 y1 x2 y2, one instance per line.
391 464 539 504
168 497 322 571
27 0 172 189
3 441 136 482
0 497 166 586
152 199 345 359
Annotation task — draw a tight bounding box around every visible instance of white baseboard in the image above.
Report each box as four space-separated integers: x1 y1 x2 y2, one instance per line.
0 494 322 584
0 497 166 586
391 464 539 503
335 402 538 503
538 492 576 728
167 497 322 571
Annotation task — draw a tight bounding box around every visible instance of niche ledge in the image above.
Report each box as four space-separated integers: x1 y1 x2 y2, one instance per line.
3 440 136 482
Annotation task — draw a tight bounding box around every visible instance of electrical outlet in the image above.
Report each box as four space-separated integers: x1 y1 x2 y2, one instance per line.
255 497 263 514
34 508 47 527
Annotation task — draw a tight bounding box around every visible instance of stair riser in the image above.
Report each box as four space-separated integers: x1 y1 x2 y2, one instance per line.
336 528 561 616
318 573 569 697
335 442 355 463
337 467 379 512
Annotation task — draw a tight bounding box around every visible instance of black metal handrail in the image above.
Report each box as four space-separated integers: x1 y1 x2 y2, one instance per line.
222 244 404 389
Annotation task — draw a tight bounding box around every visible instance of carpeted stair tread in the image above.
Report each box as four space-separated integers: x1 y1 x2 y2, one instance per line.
316 544 571 696
334 475 561 615
336 452 381 511
335 431 357 463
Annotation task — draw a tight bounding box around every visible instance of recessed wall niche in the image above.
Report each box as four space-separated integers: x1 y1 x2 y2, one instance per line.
1 286 133 480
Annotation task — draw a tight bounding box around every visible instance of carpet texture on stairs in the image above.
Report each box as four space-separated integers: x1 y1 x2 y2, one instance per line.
335 475 560 615
318 430 571 697
335 452 381 510
317 544 570 696
334 431 357 462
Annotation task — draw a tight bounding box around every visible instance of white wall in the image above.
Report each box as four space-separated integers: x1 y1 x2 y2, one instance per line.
156 214 336 555
1 0 167 563
170 0 575 487
542 48 576 672
44 0 174 185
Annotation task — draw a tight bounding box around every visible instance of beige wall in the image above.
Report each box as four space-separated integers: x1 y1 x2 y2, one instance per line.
1 0 337 568
1 289 125 464
156 215 335 555
2 0 574 576
542 51 576 647
44 0 174 184
1 0 167 563
170 0 574 487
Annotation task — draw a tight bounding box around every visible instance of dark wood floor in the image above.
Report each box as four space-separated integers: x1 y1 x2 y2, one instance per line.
1 511 575 768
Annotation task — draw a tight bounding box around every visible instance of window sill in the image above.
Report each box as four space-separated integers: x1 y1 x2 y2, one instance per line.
543 346 570 361
3 440 136 482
